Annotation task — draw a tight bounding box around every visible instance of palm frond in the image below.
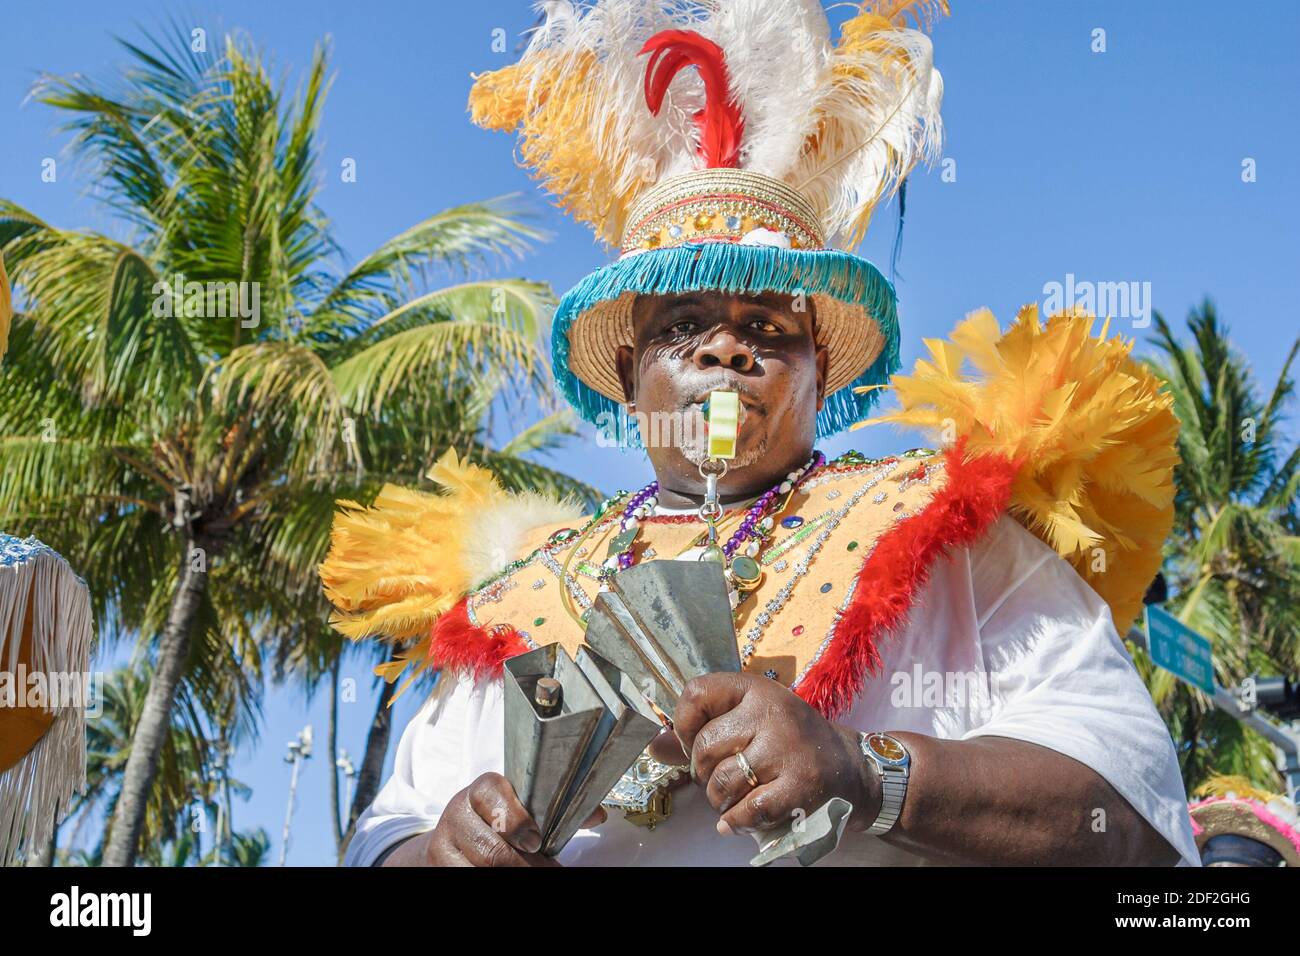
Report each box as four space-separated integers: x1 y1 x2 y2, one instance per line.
3 22 594 863
332 317 546 417
1149 300 1300 793
309 198 549 338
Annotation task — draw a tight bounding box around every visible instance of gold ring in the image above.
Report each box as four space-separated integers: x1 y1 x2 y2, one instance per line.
735 751 759 788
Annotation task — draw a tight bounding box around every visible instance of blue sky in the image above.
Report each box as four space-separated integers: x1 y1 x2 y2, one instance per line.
3 1 1297 865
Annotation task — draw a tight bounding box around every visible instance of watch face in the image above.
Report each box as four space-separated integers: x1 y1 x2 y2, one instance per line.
867 733 907 764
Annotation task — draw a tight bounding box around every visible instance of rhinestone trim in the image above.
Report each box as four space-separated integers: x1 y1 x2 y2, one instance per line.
738 467 892 668
791 459 948 688
759 512 832 566
539 548 593 613
622 170 826 253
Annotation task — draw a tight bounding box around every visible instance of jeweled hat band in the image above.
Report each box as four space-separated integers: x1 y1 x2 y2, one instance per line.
621 169 827 255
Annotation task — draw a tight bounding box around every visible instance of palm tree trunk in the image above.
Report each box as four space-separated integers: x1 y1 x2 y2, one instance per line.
329 655 343 852
102 536 211 867
338 671 396 860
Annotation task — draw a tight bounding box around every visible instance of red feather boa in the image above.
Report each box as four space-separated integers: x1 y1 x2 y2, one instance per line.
796 444 1018 718
428 599 529 681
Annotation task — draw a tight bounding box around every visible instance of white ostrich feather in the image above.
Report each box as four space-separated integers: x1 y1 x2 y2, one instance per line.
793 25 944 246
703 0 833 178
461 490 585 585
522 0 710 207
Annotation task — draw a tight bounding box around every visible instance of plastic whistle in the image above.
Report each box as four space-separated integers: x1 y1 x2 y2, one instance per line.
703 390 739 460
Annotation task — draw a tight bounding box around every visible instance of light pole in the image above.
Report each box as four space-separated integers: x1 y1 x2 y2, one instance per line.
279 725 312 867
336 749 357 831
211 747 225 866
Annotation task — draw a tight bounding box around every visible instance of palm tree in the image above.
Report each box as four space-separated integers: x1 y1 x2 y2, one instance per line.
0 28 593 865
219 827 271 867
52 666 222 865
1142 300 1300 789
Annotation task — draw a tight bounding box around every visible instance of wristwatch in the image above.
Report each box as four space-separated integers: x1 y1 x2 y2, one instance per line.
859 732 910 836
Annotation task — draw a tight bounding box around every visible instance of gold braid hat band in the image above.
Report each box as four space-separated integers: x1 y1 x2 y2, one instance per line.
621 169 828 255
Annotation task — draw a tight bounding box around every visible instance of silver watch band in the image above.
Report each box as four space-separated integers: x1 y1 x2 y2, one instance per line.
867 771 908 835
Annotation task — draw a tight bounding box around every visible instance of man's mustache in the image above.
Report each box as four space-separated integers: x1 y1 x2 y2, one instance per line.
674 374 765 411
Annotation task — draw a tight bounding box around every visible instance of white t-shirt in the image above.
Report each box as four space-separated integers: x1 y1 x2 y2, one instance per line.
344 515 1200 867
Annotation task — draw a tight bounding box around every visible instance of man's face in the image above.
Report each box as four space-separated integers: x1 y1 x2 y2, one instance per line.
614 290 828 494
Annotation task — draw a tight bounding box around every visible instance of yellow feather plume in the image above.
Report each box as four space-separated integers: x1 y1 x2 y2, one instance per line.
1193 774 1283 804
470 49 646 246
794 0 948 248
856 305 1180 634
319 448 507 644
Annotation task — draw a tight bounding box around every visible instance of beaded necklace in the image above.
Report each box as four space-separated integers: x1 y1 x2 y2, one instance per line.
608 452 821 564
555 451 826 630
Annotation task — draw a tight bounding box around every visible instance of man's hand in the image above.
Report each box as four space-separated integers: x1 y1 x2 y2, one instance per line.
671 672 880 837
385 772 558 866
383 772 609 866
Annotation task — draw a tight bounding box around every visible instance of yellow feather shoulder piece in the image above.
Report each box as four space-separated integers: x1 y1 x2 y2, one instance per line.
856 304 1180 633
319 448 507 646
319 449 587 695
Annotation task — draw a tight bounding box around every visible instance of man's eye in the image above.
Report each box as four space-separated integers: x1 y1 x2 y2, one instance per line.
666 320 699 335
747 318 779 333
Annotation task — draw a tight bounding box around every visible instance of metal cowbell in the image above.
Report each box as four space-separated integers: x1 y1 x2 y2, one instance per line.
583 560 740 719
503 643 660 856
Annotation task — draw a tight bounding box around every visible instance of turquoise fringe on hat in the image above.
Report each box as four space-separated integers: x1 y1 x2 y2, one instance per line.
551 242 900 449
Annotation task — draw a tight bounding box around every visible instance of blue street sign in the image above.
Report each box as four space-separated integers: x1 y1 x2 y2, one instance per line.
1145 605 1215 694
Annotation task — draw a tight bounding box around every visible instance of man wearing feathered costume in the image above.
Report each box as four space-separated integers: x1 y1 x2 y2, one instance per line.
322 1 1197 867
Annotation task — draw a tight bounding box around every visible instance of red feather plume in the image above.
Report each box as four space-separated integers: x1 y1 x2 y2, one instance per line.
428 598 530 681
640 29 744 169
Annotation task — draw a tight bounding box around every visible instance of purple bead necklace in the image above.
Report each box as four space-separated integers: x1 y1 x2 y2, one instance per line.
603 451 825 574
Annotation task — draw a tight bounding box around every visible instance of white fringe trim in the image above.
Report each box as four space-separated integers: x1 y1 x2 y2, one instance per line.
0 544 93 866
